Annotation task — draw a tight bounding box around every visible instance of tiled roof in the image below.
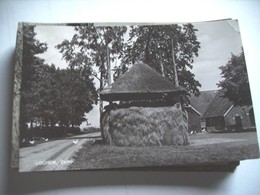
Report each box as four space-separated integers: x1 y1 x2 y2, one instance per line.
203 90 233 118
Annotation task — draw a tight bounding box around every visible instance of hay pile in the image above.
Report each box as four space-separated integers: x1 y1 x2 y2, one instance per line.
102 103 190 146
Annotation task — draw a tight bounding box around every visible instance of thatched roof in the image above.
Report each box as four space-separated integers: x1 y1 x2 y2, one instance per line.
203 90 233 118
100 62 186 101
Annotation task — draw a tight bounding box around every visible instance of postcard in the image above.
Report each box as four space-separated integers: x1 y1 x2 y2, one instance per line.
11 19 259 172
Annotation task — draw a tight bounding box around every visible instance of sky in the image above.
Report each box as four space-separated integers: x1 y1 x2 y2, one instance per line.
35 20 243 127
35 25 75 69
192 20 242 90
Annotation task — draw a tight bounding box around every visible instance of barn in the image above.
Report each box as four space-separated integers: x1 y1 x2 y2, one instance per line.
188 90 218 131
203 90 256 132
185 105 201 133
100 61 190 146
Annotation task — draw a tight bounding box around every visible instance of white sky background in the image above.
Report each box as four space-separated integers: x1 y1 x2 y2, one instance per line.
35 25 76 69
35 20 243 127
192 20 242 90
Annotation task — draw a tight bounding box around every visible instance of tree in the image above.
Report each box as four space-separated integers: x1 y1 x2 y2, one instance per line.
218 49 252 106
54 67 98 127
115 24 201 96
56 24 127 114
20 25 97 136
29 63 57 127
20 25 48 131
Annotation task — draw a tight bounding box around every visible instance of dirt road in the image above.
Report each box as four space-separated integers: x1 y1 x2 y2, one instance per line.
19 132 101 172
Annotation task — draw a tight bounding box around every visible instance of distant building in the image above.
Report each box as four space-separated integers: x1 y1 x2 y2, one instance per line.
187 90 218 132
203 90 255 131
185 105 201 133
189 90 218 116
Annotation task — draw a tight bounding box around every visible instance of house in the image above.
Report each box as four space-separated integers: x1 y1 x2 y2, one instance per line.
187 90 218 132
203 90 255 131
189 90 218 116
185 105 201 133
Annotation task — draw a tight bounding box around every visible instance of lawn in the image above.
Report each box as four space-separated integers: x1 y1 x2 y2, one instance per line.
69 132 259 171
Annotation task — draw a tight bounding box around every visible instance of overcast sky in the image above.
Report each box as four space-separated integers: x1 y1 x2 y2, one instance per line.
35 20 244 127
192 19 242 90
36 20 243 91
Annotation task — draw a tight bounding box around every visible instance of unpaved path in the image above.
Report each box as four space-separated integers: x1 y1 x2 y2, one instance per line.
19 132 101 172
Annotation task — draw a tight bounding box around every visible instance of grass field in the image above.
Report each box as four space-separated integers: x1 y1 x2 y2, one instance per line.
69 132 259 170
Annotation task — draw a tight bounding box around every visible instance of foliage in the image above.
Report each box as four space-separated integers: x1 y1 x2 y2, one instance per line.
56 25 127 116
115 24 201 96
218 50 252 106
56 25 127 90
57 24 201 99
20 25 48 131
55 67 97 127
82 127 101 134
20 25 97 135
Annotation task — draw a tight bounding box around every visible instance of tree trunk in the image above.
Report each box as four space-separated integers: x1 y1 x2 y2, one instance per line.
144 28 151 63
160 59 165 77
99 60 105 140
171 38 179 87
106 45 111 87
99 71 104 114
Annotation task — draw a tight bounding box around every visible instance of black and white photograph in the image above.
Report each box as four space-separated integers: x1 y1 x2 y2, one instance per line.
12 20 259 172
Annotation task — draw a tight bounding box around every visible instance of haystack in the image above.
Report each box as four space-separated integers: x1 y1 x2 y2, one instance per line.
100 62 189 146
102 103 189 146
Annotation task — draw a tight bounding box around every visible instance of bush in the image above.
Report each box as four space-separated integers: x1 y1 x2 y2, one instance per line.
21 126 82 141
82 127 100 134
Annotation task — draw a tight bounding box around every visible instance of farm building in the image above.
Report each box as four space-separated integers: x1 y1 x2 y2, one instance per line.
189 90 218 116
100 61 190 146
185 105 201 133
187 90 218 131
203 90 255 131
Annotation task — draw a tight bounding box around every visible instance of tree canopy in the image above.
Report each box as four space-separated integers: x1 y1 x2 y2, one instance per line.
20 25 48 129
57 24 201 108
218 50 252 106
115 24 201 96
56 25 127 113
20 25 97 133
56 25 127 88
